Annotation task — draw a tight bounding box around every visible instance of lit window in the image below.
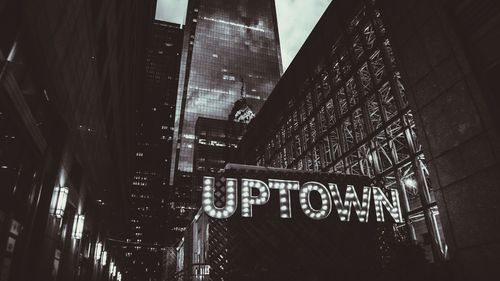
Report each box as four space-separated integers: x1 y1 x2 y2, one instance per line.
223 75 236 81
182 134 195 140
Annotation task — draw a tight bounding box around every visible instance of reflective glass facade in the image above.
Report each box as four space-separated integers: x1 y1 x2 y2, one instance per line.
241 2 447 262
171 0 282 176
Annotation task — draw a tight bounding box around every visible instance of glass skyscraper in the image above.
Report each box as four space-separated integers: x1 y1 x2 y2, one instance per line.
171 0 282 179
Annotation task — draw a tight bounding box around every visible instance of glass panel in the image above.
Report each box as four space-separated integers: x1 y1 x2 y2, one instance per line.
363 22 376 50
342 117 354 151
352 33 364 59
379 81 397 121
329 128 342 161
399 162 422 211
370 50 385 85
357 63 372 94
312 146 321 171
322 137 333 167
367 94 383 130
337 87 348 115
325 98 336 127
309 118 317 142
331 61 342 84
346 77 361 107
339 46 351 75
352 108 366 143
317 108 328 134
305 92 314 116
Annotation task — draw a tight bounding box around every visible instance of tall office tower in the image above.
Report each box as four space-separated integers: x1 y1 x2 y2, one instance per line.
171 0 283 177
168 0 283 227
125 20 183 279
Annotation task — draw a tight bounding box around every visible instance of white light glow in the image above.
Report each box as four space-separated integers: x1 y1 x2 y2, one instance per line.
199 175 404 224
109 261 114 275
403 178 417 189
101 251 107 266
373 187 403 223
329 184 371 222
268 179 299 218
51 186 69 218
241 179 271 217
72 214 85 239
202 17 265 32
202 177 238 219
95 242 103 261
299 182 332 220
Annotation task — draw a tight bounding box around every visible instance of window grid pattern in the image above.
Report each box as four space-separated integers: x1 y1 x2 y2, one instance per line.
173 0 282 173
255 4 447 261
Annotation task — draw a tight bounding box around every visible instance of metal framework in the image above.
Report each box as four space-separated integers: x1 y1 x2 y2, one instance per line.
255 2 447 261
202 168 383 281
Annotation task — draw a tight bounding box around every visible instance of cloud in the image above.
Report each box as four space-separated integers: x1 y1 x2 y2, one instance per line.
155 0 189 25
275 0 332 71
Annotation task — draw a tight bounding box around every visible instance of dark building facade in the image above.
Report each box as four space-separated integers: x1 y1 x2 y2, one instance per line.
124 19 183 281
194 118 245 175
0 0 154 281
236 0 500 280
192 117 246 202
128 20 183 245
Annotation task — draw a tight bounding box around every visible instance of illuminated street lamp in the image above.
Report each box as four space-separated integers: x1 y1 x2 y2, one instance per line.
72 214 85 239
101 250 108 266
95 242 103 260
109 261 114 275
50 186 69 218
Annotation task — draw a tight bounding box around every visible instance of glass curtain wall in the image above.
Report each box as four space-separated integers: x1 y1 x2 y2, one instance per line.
255 1 447 262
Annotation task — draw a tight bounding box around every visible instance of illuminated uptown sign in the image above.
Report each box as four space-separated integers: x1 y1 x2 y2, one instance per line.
201 176 403 223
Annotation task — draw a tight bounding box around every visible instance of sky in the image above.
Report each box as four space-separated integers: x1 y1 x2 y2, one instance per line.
155 0 332 71
155 0 188 25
